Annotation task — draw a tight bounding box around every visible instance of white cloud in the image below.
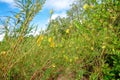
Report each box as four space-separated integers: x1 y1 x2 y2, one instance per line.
51 12 67 20
0 0 14 4
0 0 74 11
0 33 5 41
0 25 4 41
44 0 74 11
0 0 15 8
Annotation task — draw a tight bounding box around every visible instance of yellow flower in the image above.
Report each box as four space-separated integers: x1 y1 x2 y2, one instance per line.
50 42 55 48
66 29 70 34
83 4 89 10
74 56 79 61
70 59 72 63
91 47 94 50
37 35 44 46
15 14 20 19
48 37 53 42
102 46 106 49
0 51 7 56
112 48 115 52
52 64 56 68
48 37 55 48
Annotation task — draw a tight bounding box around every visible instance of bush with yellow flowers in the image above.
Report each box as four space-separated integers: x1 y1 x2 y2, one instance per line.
0 0 120 80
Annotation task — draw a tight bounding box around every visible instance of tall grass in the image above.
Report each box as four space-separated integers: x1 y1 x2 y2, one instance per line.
0 0 120 80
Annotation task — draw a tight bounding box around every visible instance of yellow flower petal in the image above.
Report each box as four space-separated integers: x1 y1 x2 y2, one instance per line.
91 47 94 50
70 59 72 63
37 35 44 46
102 46 106 49
66 29 70 34
48 37 53 42
52 64 56 68
50 42 55 48
83 4 89 10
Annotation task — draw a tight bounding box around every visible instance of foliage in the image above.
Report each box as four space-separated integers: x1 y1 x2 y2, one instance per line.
0 0 120 80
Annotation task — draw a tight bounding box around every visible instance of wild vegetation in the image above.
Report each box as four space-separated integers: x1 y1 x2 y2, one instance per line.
0 0 120 80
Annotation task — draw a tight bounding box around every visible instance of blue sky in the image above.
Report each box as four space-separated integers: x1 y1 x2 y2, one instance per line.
0 0 74 41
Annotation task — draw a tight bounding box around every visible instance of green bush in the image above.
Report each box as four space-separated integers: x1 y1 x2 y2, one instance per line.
0 0 120 80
